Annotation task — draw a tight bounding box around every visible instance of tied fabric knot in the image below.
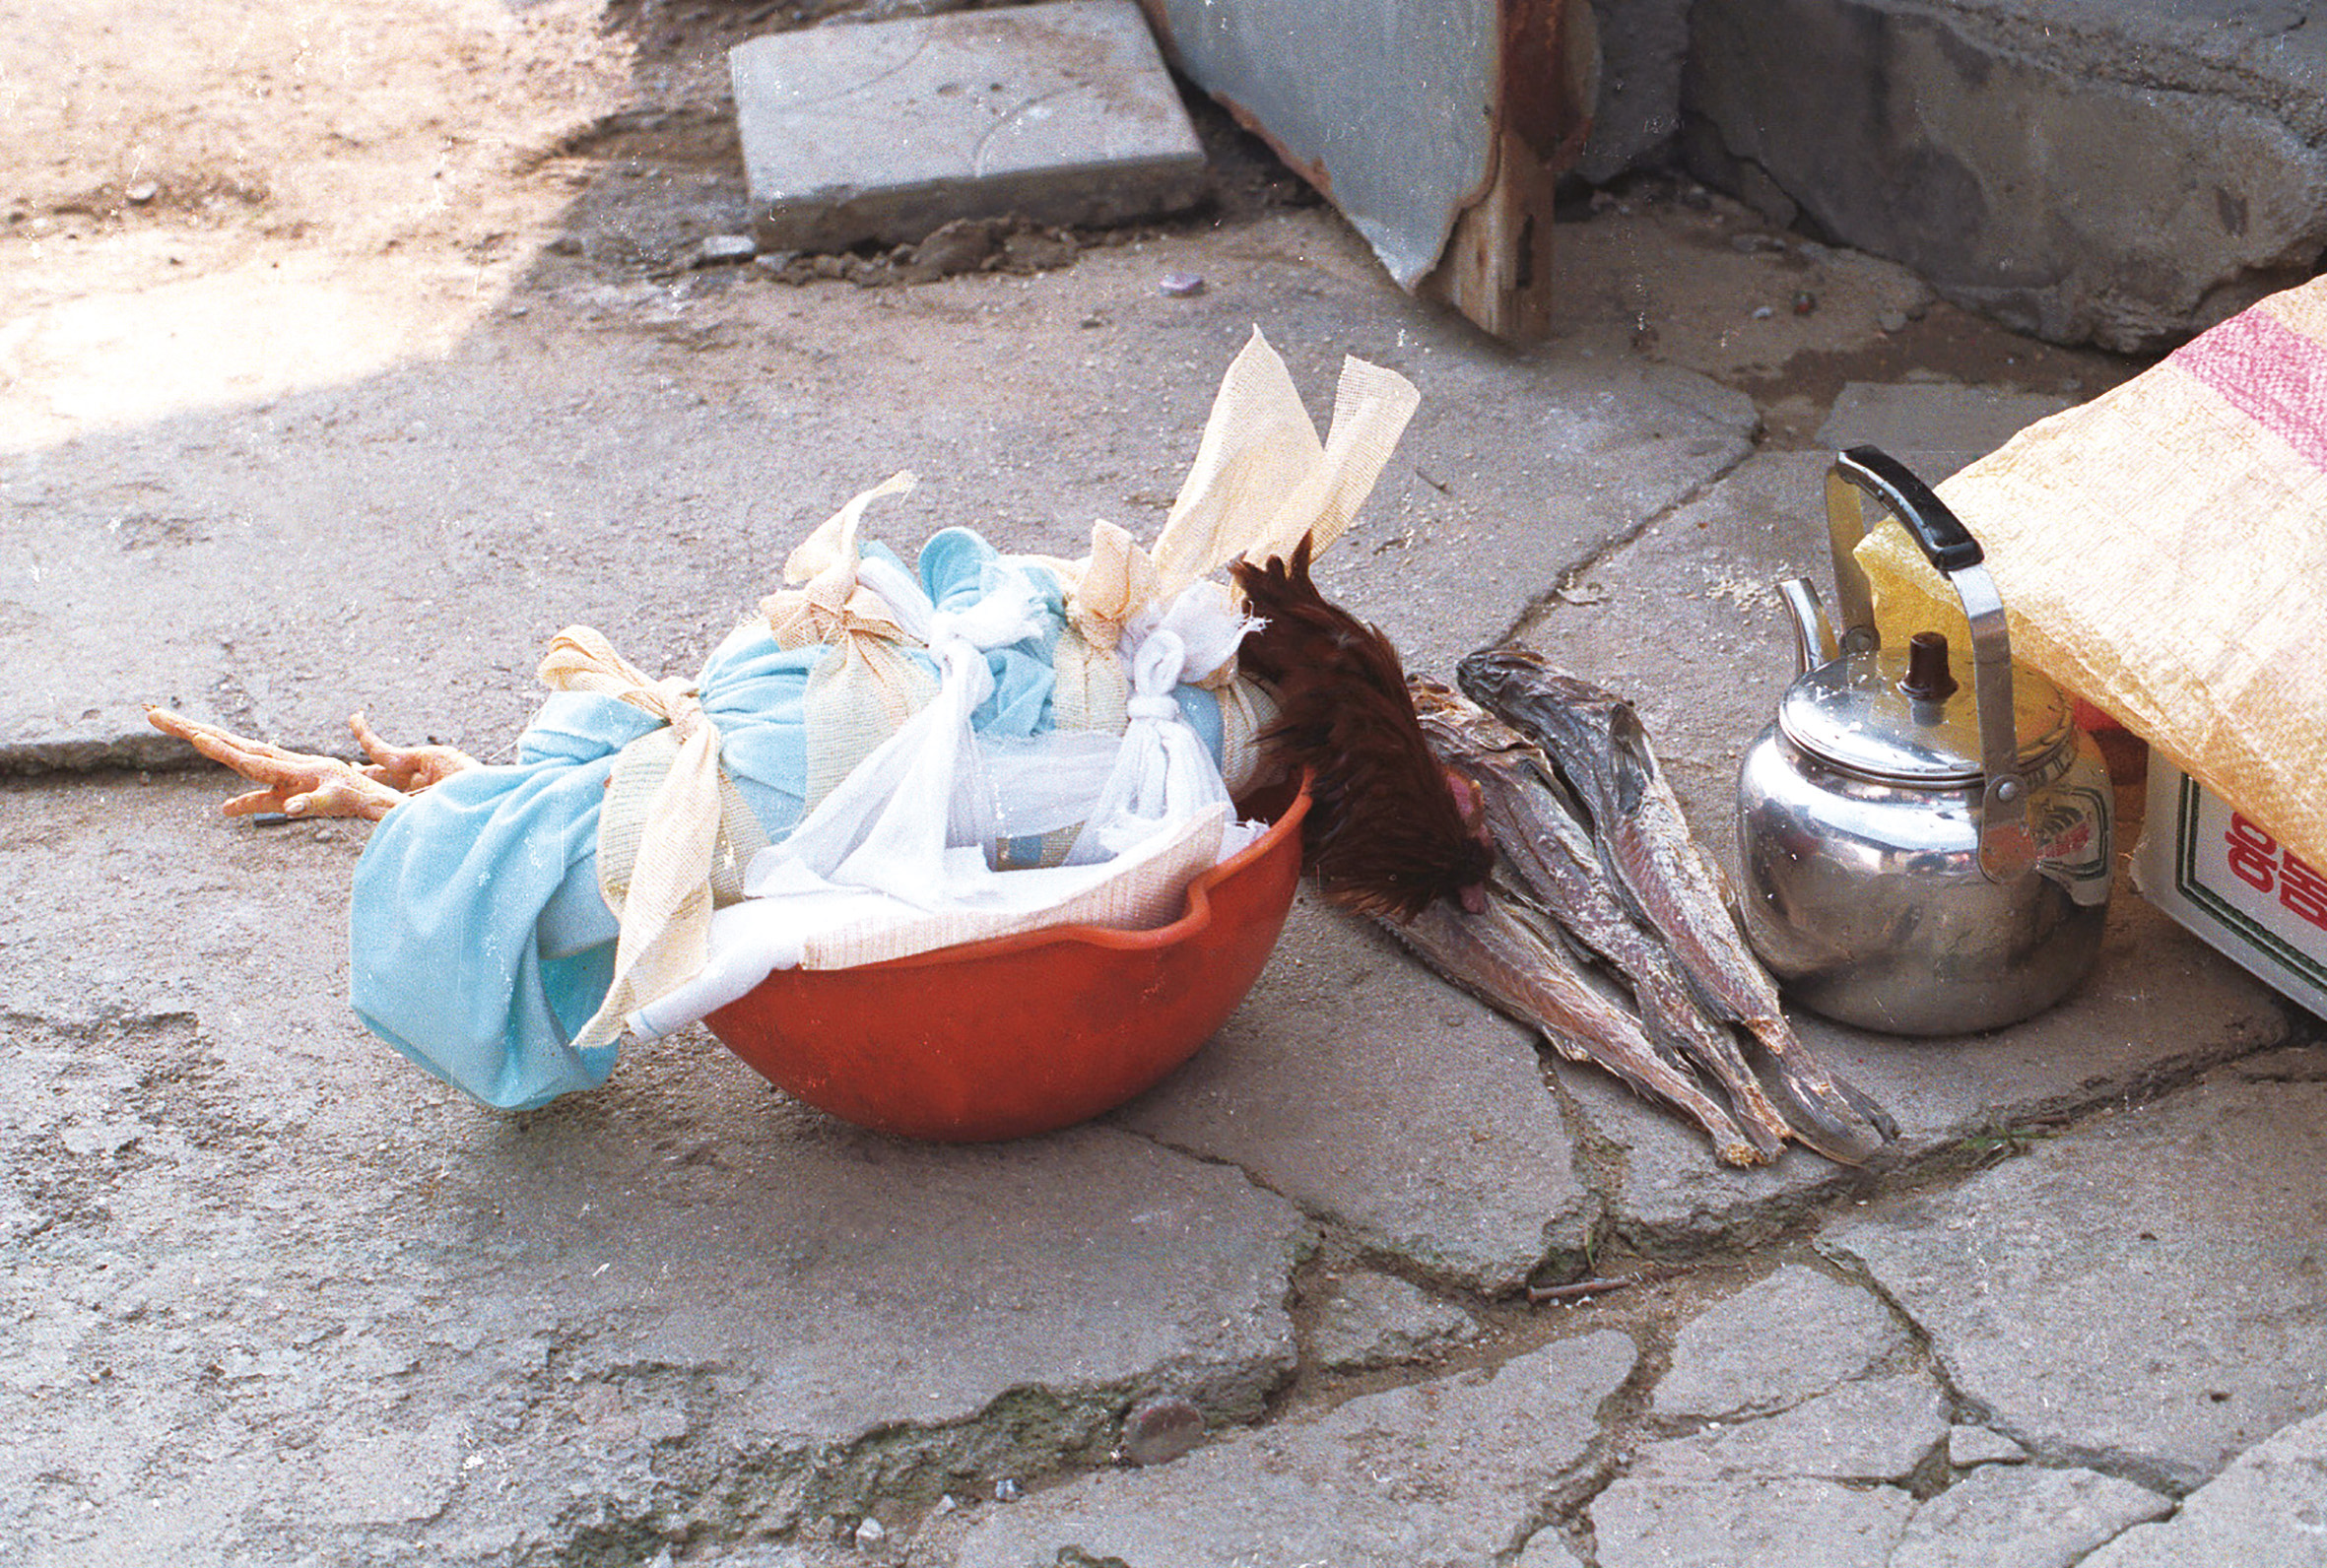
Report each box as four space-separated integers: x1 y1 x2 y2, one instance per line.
1066 595 1261 867
538 625 728 1055
760 473 938 807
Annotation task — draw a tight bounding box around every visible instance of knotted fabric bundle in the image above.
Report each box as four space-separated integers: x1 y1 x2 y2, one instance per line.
535 626 729 1056
345 328 1426 1108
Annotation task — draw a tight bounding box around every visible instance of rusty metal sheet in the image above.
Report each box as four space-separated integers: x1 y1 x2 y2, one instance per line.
1141 0 1502 291
1141 0 1594 339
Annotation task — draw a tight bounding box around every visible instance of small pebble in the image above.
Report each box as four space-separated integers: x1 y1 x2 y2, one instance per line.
695 233 759 267
126 181 159 204
854 1517 888 1548
994 1477 1024 1503
1752 305 1775 320
1158 272 1206 297
932 1494 959 1516
1120 1396 1205 1467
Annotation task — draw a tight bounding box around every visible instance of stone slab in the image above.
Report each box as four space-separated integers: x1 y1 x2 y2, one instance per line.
1594 1372 1945 1565
1683 0 2327 350
1669 1371 1952 1481
1594 1467 1915 1567
1823 1061 2327 1493
1893 1464 2172 1568
1114 901 1597 1293
0 781 1311 1562
1653 1265 1912 1418
2082 1407 2327 1568
1816 381 2075 480
933 1331 1637 1568
1516 1530 1590 1568
729 1 1206 251
1308 356 1759 677
0 221 1747 778
1946 1423 2028 1467
1505 444 2291 1244
1310 1270 1483 1372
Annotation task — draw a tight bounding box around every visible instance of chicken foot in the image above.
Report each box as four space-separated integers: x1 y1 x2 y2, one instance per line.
146 707 477 821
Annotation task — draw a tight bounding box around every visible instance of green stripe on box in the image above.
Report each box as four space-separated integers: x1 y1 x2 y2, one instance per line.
2171 774 2327 990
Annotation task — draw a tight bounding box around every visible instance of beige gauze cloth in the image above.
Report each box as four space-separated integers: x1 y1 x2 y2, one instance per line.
1857 275 2327 868
1035 326 1423 781
535 626 729 1056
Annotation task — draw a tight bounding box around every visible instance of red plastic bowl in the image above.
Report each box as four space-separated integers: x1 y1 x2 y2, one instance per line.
703 779 1310 1142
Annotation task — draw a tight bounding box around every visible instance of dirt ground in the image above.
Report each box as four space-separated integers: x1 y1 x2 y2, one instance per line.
0 0 2142 463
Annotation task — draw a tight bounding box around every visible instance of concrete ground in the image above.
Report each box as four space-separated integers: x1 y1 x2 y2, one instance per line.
6 2 2326 1564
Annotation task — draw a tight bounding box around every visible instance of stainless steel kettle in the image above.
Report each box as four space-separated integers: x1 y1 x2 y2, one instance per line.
1734 446 2113 1035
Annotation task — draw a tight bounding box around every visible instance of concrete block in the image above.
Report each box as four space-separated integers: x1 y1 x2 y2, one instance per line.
1827 1068 2327 1492
1682 0 2327 351
2081 1407 2327 1568
730 0 1207 252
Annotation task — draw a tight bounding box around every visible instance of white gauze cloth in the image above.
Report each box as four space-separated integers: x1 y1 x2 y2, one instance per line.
626 565 1258 1039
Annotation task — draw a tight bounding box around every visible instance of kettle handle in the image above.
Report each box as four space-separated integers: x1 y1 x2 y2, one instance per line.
1824 445 2038 882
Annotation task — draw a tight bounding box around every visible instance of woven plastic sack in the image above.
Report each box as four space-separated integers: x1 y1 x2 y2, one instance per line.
1856 276 2327 867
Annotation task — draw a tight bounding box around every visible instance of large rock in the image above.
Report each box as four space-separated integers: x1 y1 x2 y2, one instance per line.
936 1331 1639 1567
1824 1061 2327 1492
1682 0 2327 350
2082 1406 2327 1567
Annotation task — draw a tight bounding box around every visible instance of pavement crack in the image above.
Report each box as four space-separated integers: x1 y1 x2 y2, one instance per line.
1099 1120 1312 1223
1500 437 1758 644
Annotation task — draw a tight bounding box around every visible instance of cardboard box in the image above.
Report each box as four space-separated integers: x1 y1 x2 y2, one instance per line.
2134 760 2327 1018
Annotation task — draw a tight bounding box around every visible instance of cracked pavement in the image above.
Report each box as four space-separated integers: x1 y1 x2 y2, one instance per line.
6 5 2326 1562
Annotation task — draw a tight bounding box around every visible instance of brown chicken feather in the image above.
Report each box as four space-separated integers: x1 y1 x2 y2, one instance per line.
1231 537 1494 920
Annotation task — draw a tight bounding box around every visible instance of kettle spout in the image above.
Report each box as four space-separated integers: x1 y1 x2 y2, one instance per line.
1776 577 1839 676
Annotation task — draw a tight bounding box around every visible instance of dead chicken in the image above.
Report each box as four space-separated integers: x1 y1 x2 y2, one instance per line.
1230 548 1894 1168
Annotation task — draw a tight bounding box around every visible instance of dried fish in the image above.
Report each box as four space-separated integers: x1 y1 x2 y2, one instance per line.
1391 877 1768 1168
1456 647 1895 1166
1411 679 1791 1161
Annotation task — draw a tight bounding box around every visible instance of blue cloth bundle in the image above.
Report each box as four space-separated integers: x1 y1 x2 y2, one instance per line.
347 529 1232 1110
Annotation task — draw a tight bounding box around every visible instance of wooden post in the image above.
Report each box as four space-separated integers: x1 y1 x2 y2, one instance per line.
1425 0 1598 342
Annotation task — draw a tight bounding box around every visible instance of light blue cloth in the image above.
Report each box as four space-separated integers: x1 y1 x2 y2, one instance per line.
347 529 1228 1110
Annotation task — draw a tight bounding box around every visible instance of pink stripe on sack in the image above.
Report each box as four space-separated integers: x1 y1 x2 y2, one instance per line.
2169 308 2327 473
